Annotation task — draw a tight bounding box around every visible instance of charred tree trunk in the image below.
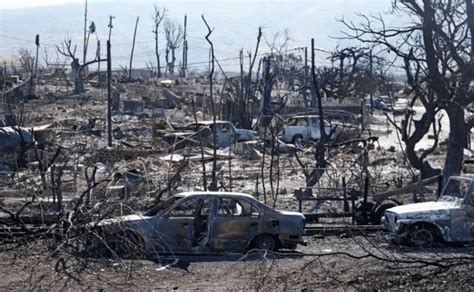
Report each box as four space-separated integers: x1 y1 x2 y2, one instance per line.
129 16 139 81
155 34 161 78
71 58 84 94
202 15 218 191
443 103 468 182
170 47 176 75
259 57 273 128
298 39 330 198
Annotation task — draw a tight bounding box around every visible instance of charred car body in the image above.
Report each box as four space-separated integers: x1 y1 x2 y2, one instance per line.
93 192 305 255
383 176 474 246
280 115 332 143
164 121 257 149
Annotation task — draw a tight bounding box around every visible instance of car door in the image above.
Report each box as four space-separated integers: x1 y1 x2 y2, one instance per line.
210 197 262 251
154 197 213 252
448 181 474 241
458 183 474 241
219 122 236 147
309 117 321 140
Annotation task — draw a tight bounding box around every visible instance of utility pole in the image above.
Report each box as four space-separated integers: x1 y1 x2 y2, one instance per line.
129 16 140 81
96 40 101 84
107 40 112 147
30 34 40 98
108 15 115 43
107 15 114 147
304 46 308 79
369 49 374 109
83 0 88 64
181 14 188 77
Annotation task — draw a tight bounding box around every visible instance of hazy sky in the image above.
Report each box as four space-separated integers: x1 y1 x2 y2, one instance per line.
0 0 398 71
0 0 83 9
0 0 391 10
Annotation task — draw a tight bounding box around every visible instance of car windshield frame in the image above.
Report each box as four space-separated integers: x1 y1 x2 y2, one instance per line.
438 177 474 204
144 195 185 216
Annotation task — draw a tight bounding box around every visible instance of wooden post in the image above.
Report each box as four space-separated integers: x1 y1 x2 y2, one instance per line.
304 46 308 78
363 176 369 223
107 40 112 147
181 14 188 77
129 16 140 81
96 40 101 85
83 0 88 64
342 176 348 212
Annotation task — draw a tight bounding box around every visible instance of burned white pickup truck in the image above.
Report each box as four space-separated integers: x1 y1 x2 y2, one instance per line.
164 120 257 149
280 115 332 143
383 176 474 246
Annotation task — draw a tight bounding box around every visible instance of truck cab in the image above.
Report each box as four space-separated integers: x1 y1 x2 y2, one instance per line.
280 115 331 143
383 176 474 246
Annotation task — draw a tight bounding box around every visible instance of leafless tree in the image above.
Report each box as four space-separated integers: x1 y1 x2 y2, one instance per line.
164 18 183 75
340 0 474 181
17 49 35 74
152 4 166 78
222 27 262 129
56 38 104 94
202 15 218 191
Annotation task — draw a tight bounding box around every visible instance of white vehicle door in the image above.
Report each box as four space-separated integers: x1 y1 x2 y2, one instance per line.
448 179 474 241
219 122 236 147
309 117 321 140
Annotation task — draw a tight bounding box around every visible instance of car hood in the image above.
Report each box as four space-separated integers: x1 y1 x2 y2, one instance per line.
279 210 303 216
97 214 150 226
236 129 258 139
236 128 257 135
278 210 305 220
387 201 459 218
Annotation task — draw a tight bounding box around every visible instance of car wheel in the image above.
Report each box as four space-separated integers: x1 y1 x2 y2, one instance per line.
354 201 375 225
372 200 399 225
108 229 146 259
292 135 304 148
409 225 435 247
254 234 277 251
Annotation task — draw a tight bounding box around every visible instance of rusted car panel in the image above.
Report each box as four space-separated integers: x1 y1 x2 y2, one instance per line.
382 176 474 245
98 192 305 254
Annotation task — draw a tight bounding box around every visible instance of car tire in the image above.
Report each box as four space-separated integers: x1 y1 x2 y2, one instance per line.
354 201 375 225
409 224 437 247
292 135 304 148
254 234 277 251
372 200 399 225
108 229 146 259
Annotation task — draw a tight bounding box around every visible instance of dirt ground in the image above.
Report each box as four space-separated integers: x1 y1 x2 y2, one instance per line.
0 232 472 291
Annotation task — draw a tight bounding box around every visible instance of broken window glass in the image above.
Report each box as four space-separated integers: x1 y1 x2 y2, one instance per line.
440 178 473 203
144 195 183 216
217 198 243 216
217 198 260 217
167 198 199 217
237 199 261 217
296 118 308 127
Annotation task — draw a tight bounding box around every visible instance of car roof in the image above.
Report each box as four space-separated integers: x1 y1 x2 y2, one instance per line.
448 176 474 182
289 115 319 119
175 191 255 199
189 120 230 125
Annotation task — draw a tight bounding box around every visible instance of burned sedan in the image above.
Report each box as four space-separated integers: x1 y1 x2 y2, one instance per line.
383 176 474 246
94 192 305 255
